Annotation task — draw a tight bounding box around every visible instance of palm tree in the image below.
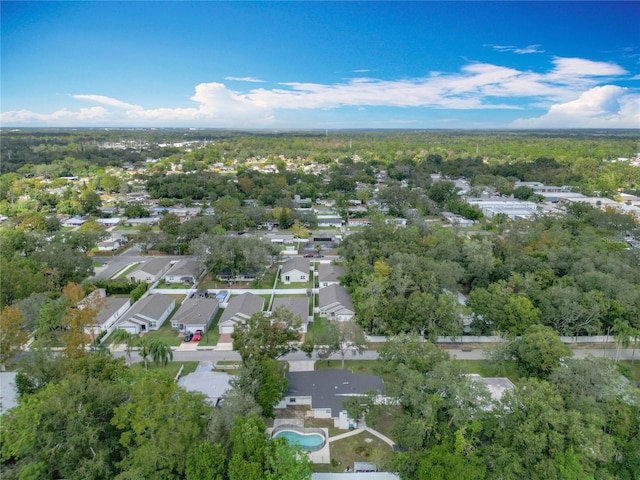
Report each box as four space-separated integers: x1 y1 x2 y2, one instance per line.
613 319 632 362
148 339 173 368
138 338 151 370
111 329 135 366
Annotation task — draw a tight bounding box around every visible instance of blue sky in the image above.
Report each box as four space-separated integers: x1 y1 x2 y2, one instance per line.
1 1 639 129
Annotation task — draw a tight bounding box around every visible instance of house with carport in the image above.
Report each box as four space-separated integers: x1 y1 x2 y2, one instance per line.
218 293 264 334
170 296 219 335
319 284 355 322
112 294 175 334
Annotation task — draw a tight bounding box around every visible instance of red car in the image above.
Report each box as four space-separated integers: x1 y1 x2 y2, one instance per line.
192 329 203 342
303 253 314 258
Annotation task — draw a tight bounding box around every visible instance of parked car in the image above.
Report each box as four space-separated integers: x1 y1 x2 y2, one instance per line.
183 333 193 342
195 329 203 336
303 253 314 258
192 333 201 342
315 254 324 258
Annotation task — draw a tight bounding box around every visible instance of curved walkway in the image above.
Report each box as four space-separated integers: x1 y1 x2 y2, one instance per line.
327 426 396 448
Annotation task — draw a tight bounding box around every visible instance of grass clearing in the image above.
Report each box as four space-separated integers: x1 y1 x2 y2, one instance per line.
454 359 522 383
129 360 199 379
314 431 394 473
114 262 139 279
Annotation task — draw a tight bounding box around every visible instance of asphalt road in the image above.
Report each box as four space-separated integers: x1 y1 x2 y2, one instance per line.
111 346 639 364
92 245 191 280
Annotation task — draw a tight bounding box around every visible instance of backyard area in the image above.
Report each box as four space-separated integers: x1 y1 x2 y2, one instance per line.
199 264 279 290
315 431 394 474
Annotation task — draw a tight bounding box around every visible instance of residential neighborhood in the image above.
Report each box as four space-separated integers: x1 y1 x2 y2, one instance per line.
2 129 639 479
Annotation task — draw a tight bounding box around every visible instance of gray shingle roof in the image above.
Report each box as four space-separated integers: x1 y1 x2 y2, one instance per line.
318 263 346 284
132 258 172 276
286 369 383 416
319 284 354 312
272 296 309 324
282 257 310 274
125 294 175 321
95 297 130 326
219 293 264 324
165 259 201 278
171 297 219 326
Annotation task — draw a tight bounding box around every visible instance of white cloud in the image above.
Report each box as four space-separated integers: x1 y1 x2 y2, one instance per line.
71 94 138 109
491 44 545 54
224 76 265 83
549 57 627 78
1 56 636 128
1 106 108 124
512 85 640 128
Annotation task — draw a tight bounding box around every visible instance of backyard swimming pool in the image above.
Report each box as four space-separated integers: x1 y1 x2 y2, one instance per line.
272 430 326 451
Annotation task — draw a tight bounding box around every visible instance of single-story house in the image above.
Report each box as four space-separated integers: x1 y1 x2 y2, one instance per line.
95 217 122 227
170 296 219 334
62 216 86 227
278 369 384 428
317 215 344 228
468 375 515 408
178 368 234 407
264 233 296 245
85 295 131 336
319 284 355 322
271 296 310 333
97 239 123 252
280 257 311 284
318 263 346 288
163 259 202 284
347 217 371 227
112 294 175 334
129 258 173 283
218 293 264 334
124 217 159 227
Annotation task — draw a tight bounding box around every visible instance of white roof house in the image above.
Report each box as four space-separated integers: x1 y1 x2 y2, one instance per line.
179 370 234 407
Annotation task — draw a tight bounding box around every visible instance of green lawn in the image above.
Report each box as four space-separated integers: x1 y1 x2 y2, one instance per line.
199 265 279 289
114 262 139 279
305 315 331 344
156 280 192 289
313 431 394 473
129 360 199 379
315 359 381 375
454 359 522 383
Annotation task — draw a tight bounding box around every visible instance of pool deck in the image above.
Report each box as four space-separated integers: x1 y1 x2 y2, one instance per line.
268 420 331 464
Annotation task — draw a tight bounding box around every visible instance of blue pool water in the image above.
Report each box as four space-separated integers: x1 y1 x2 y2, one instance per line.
273 430 325 451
